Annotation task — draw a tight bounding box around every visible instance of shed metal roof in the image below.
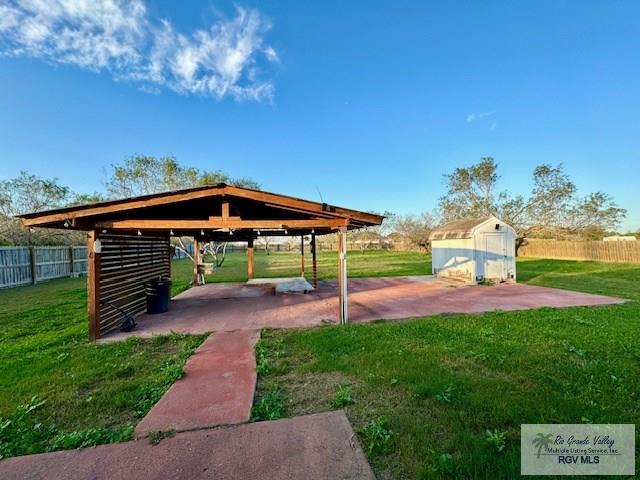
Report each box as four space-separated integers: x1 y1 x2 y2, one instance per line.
429 217 493 240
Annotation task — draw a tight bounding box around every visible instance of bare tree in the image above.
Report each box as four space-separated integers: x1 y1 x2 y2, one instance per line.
386 212 437 251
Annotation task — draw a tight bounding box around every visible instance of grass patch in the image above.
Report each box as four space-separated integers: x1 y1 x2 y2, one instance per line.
517 257 640 300
0 261 206 458
251 384 288 421
171 249 431 284
251 259 640 479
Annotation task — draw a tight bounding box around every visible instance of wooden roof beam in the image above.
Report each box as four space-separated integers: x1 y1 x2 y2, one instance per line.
21 188 226 226
95 218 349 230
223 186 383 224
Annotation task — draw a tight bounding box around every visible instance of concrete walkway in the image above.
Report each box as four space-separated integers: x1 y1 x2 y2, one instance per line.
136 329 260 437
0 411 374 480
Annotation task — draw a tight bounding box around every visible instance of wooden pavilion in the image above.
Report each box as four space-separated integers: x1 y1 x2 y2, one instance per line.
19 184 383 340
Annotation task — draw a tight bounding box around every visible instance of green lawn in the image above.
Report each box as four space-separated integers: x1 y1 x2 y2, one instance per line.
253 258 640 479
0 271 207 458
517 257 640 301
171 248 431 286
3 250 638 475
0 250 427 459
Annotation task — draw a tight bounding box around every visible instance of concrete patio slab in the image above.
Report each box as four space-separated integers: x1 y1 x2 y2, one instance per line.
135 329 260 437
0 411 374 480
102 277 624 341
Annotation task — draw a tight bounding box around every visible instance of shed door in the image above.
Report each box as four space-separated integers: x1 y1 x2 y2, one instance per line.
482 233 506 280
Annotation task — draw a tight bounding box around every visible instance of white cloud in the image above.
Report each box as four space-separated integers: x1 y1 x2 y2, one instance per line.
0 1 277 101
263 46 278 63
138 84 160 95
466 111 494 123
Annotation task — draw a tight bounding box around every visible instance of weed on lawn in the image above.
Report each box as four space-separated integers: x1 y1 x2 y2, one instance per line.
359 416 394 455
251 384 287 421
332 383 355 408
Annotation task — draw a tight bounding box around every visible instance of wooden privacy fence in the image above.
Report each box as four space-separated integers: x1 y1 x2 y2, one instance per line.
519 239 640 263
0 246 88 288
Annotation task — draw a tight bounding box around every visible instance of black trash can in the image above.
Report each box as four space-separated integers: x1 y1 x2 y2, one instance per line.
145 277 171 314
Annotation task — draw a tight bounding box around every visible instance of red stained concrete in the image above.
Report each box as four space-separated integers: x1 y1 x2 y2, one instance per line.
135 329 260 437
103 277 623 341
0 411 374 480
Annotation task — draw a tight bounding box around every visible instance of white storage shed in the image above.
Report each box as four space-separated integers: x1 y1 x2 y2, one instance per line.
429 216 516 284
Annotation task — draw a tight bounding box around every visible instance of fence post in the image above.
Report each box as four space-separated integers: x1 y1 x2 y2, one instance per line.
69 246 75 277
29 246 37 284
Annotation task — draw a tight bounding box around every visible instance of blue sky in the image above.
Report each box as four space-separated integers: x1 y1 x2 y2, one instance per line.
1 1 639 230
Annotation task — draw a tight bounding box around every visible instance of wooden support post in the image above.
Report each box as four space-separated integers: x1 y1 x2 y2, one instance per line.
337 227 348 324
300 235 305 277
87 230 101 341
311 231 317 288
29 246 37 285
247 237 255 279
167 235 172 279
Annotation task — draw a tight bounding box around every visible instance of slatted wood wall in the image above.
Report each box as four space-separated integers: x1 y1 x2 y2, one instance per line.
98 233 171 336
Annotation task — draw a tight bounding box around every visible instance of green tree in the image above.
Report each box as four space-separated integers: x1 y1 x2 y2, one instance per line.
438 158 626 251
0 171 80 245
104 155 260 198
